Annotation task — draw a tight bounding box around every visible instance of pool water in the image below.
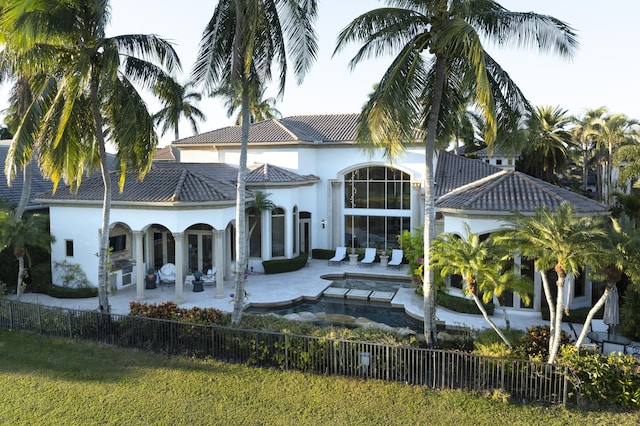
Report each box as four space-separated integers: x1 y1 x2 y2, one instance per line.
245 274 422 332
245 297 424 332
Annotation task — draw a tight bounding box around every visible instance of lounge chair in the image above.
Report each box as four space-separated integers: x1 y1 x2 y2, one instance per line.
387 249 403 269
158 263 176 289
359 247 376 267
328 246 347 265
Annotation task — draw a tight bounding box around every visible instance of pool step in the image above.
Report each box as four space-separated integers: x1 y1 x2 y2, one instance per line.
345 289 371 300
322 286 396 302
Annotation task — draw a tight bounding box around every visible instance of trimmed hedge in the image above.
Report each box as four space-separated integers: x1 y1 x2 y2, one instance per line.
311 249 335 260
436 291 495 315
262 252 309 274
45 285 98 299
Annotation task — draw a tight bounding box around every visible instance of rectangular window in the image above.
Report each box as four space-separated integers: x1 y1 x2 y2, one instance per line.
65 240 74 257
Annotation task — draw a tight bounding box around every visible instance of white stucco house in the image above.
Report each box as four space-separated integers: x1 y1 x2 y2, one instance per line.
33 113 608 311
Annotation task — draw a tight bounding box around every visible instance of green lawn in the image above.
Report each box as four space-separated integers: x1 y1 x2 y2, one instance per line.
0 330 637 425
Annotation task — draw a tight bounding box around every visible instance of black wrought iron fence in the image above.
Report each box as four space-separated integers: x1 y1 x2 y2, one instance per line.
0 299 569 404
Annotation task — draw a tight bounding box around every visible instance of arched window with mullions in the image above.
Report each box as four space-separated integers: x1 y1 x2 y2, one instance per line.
344 166 411 250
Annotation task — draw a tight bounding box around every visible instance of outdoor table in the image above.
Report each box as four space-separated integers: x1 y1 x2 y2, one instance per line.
586 331 632 353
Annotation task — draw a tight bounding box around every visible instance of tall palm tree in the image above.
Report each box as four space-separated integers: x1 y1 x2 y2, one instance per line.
334 0 577 347
0 210 54 299
153 77 206 141
571 107 607 194
431 225 532 347
192 0 318 324
215 81 282 125
596 113 639 205
501 203 606 364
518 105 573 184
2 0 180 312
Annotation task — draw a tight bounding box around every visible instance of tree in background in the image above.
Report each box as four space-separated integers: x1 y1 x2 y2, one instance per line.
153 77 206 141
571 107 607 194
215 81 282 125
334 0 577 347
518 106 574 184
192 0 318 324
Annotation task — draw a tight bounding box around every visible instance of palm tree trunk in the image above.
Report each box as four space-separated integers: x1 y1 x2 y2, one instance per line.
471 293 512 348
575 286 609 348
14 162 32 220
422 55 447 348
16 255 25 300
500 303 511 330
231 77 250 325
91 70 111 313
548 275 565 364
581 141 588 193
540 270 555 354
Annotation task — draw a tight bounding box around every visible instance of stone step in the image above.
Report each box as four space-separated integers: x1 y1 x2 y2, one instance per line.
345 289 372 300
323 287 349 298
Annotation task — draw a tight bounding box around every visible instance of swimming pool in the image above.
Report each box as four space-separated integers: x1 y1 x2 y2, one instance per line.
245 273 423 332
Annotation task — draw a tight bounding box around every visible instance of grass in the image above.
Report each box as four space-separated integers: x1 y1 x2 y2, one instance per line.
0 330 638 425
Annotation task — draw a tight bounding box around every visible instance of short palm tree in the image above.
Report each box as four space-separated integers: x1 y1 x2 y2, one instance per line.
501 203 607 364
192 0 318 324
334 0 577 347
0 210 54 300
245 190 275 264
3 0 180 312
153 77 206 141
431 225 532 347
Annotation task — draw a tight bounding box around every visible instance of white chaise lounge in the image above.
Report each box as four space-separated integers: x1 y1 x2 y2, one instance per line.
359 247 376 267
387 249 403 269
328 246 347 265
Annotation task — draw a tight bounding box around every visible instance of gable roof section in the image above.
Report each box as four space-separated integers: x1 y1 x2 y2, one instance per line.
35 167 242 204
246 163 320 184
435 150 501 197
435 169 608 214
174 113 359 145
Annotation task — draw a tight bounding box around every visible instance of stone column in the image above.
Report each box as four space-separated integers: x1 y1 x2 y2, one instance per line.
214 229 225 299
134 231 145 301
173 232 184 303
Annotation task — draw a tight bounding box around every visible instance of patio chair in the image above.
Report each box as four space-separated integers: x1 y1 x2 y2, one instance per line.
387 249 403 269
328 246 347 266
359 248 376 267
158 263 176 290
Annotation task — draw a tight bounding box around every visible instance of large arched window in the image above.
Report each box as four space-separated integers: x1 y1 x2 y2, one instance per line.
344 166 411 250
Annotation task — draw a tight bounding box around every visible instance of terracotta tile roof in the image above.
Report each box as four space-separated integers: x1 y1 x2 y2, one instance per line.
435 169 608 214
174 113 360 145
35 167 242 204
435 150 502 196
246 163 320 184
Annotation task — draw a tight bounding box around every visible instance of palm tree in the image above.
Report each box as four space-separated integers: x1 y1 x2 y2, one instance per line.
215 81 282 125
2 0 180 312
501 203 606 364
431 225 532 347
594 113 639 206
153 77 206 141
334 0 577 347
518 105 573 184
192 0 318 324
0 210 54 299
571 107 607 194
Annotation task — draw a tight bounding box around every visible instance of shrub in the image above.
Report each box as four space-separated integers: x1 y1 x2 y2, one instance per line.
311 249 335 260
620 284 640 341
46 284 98 299
516 325 571 361
262 252 308 274
541 305 603 323
436 291 495 315
560 345 640 409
